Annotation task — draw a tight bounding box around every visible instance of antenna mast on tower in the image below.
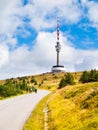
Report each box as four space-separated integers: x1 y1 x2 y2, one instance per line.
57 17 60 41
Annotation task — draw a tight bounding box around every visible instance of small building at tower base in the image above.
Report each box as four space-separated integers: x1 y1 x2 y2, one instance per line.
52 65 65 73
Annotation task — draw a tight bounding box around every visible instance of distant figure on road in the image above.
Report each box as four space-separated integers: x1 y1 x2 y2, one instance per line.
33 86 37 93
34 87 37 93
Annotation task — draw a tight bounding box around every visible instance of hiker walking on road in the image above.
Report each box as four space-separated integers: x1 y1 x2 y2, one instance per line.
34 87 37 93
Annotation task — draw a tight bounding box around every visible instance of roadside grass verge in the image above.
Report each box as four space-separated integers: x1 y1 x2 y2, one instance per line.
23 93 51 130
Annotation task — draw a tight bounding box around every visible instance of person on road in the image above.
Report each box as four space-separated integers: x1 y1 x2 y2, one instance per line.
34 87 37 93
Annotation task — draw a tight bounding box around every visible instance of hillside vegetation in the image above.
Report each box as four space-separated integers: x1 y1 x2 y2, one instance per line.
1 70 98 129
0 72 72 99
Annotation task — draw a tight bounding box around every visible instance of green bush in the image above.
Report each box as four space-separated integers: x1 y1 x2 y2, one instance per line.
58 73 75 89
30 78 37 85
0 79 26 98
80 71 89 83
80 69 98 83
0 84 20 97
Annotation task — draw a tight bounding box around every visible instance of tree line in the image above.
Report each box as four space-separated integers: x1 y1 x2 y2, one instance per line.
58 69 98 89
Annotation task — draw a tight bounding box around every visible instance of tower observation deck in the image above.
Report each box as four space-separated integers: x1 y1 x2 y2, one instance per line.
51 18 65 73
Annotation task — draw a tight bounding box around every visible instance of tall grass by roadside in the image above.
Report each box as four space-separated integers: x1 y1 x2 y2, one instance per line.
23 94 51 130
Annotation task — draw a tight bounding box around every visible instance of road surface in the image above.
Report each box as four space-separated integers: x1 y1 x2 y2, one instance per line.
0 90 50 130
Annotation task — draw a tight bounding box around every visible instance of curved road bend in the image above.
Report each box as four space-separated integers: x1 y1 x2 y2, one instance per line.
0 90 50 130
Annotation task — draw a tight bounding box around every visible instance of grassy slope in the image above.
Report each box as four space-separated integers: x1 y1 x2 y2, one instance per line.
29 71 82 90
49 82 98 130
33 72 65 90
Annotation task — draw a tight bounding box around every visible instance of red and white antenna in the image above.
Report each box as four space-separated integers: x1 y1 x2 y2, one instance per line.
57 17 60 41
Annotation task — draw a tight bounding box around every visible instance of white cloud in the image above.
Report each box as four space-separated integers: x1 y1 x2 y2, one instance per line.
32 32 56 65
81 0 88 3
75 49 98 71
87 2 98 24
0 45 9 68
7 38 17 47
81 0 98 28
0 0 98 79
0 0 23 36
27 0 82 30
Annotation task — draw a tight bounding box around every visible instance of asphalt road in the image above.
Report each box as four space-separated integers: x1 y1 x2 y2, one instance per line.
0 90 50 130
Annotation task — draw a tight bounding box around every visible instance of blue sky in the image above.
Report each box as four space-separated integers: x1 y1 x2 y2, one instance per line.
0 0 98 79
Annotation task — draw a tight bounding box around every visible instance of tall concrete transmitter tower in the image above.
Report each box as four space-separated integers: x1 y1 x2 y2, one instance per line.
52 18 65 73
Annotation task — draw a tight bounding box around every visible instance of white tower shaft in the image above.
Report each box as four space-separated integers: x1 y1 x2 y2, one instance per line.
55 18 61 66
